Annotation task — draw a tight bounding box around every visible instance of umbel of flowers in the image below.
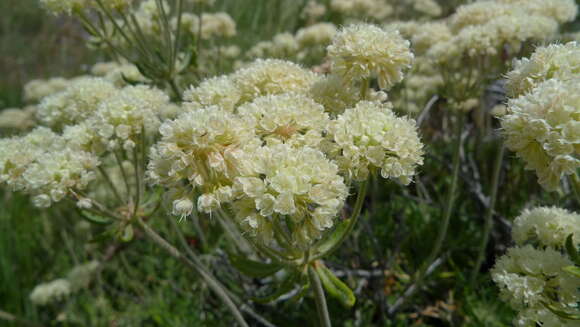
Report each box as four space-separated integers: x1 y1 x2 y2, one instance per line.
0 19 423 323
145 24 423 322
149 23 423 259
492 207 580 326
498 42 580 191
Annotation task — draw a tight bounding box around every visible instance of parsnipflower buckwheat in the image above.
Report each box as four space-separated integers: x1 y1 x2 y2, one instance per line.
232 144 348 247
329 101 424 183
327 24 414 90
147 106 258 214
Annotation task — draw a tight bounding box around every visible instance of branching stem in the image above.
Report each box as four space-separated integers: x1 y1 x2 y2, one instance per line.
137 218 249 327
98 166 123 204
308 264 332 327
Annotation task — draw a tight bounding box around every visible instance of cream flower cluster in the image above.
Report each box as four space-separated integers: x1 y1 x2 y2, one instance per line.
409 22 452 55
506 42 580 97
450 0 577 32
182 12 237 40
174 12 236 41
296 23 337 49
492 207 580 326
232 144 348 247
0 106 37 130
147 106 257 214
301 1 327 22
427 0 577 64
327 24 414 90
246 23 337 61
330 0 393 21
29 279 71 306
91 61 149 87
0 128 99 208
393 63 444 114
308 74 360 116
492 245 580 325
496 0 578 24
0 127 61 191
411 0 442 17
24 77 70 103
512 207 580 248
66 260 101 291
237 93 329 148
36 79 171 152
183 75 242 112
308 74 388 116
246 33 300 60
37 77 117 128
500 48 580 191
184 60 318 110
131 0 170 37
329 101 424 183
1 71 174 208
29 261 100 306
149 55 423 247
92 85 170 151
232 59 319 103
377 18 447 111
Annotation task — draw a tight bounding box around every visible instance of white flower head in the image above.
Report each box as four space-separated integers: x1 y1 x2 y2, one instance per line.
37 77 117 128
183 75 241 112
147 106 259 214
194 12 237 40
237 93 330 148
232 59 319 103
24 77 70 103
296 23 337 48
0 127 99 207
172 198 194 220
94 85 169 150
30 279 71 305
76 197 93 209
308 74 360 116
330 0 393 21
500 78 580 191
492 244 580 323
0 106 37 131
512 206 580 248
506 42 580 97
301 1 327 21
329 101 424 183
496 0 578 24
232 144 348 248
327 24 414 90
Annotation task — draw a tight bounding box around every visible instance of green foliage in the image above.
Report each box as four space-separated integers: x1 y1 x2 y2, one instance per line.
315 263 356 308
229 254 284 278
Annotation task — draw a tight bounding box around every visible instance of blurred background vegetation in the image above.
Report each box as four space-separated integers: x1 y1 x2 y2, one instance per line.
1 0 579 326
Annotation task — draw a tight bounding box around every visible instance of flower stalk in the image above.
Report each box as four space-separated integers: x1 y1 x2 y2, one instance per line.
314 179 368 260
470 143 504 285
308 264 332 327
389 112 465 315
137 217 249 327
